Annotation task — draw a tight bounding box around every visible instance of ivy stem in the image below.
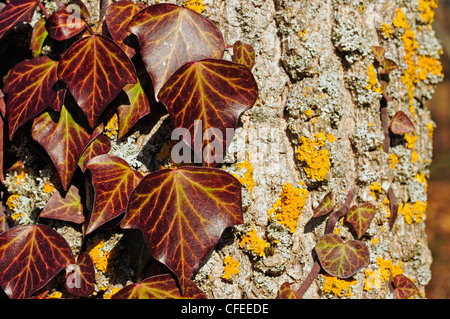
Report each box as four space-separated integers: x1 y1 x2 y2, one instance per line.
325 185 359 234
387 186 399 230
296 261 321 298
38 1 50 18
380 102 390 153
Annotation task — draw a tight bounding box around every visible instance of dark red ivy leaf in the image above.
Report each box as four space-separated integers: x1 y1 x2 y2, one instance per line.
390 110 415 135
4 56 65 140
58 34 137 129
0 0 38 41
39 184 84 224
128 3 225 98
65 252 95 297
111 274 207 299
393 274 419 299
0 224 74 299
121 166 243 293
45 8 87 41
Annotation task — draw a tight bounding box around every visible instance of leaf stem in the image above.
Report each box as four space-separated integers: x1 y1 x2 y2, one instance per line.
296 261 321 298
325 185 359 234
38 1 49 18
387 186 399 230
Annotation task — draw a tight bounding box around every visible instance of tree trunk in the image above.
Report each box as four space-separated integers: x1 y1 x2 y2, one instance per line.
3 0 442 299
188 0 442 299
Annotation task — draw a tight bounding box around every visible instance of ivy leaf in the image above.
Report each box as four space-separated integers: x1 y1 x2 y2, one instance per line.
30 17 48 57
0 0 38 40
78 134 111 172
345 204 376 239
313 192 334 218
58 34 137 129
380 80 391 102
158 59 258 166
4 56 65 140
128 3 225 98
31 105 103 191
45 8 87 41
389 110 415 135
85 154 143 235
121 166 243 293
65 252 95 297
315 234 370 279
39 185 84 224
380 58 399 74
393 274 419 299
277 282 301 299
111 274 207 299
233 41 255 70
105 0 143 59
118 78 152 139
0 224 74 299
371 46 385 64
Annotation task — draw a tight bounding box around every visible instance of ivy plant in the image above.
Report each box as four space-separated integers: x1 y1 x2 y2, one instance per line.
0 0 258 299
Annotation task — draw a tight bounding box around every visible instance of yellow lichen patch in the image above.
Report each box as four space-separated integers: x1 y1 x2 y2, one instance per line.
366 64 382 94
322 275 357 298
43 182 56 194
268 182 309 233
364 257 403 291
6 194 20 211
239 225 270 257
393 8 409 29
405 132 418 149
418 0 438 24
369 182 383 201
296 132 332 181
103 287 121 299
372 237 379 245
305 109 313 117
417 55 443 80
47 291 63 298
297 29 308 40
326 134 336 143
400 201 427 224
87 238 119 274
15 171 25 185
183 0 205 13
222 255 240 280
427 122 434 138
104 113 118 138
381 23 393 38
389 153 399 169
232 160 255 194
401 29 419 113
415 172 428 191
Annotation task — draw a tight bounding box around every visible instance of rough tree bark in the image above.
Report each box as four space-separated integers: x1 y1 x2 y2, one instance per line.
2 0 442 299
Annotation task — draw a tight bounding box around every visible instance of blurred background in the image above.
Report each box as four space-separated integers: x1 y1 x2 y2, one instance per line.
425 1 450 299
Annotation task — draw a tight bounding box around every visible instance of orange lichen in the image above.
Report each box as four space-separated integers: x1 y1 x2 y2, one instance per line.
364 257 403 291
366 64 382 94
389 153 399 169
103 287 121 299
43 182 56 194
15 171 25 184
239 225 270 257
369 182 383 201
381 23 393 38
232 160 255 194
87 238 119 274
400 201 427 224
417 55 443 80
405 132 417 149
322 275 357 298
296 132 334 181
268 182 309 233
104 113 118 138
183 0 205 13
427 122 434 138
418 0 438 24
6 194 20 211
222 255 240 280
